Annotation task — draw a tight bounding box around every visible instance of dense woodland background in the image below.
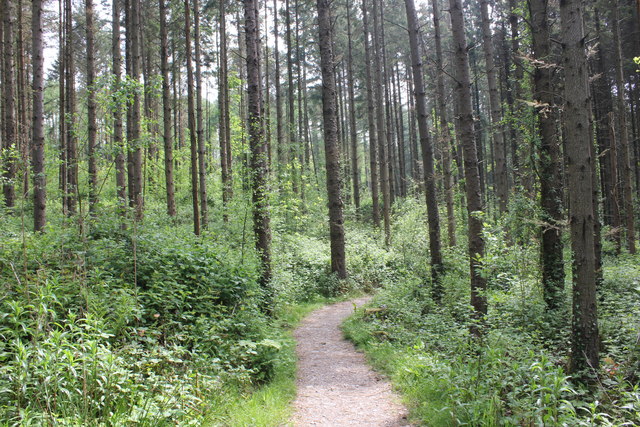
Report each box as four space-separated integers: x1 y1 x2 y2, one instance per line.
2 0 640 424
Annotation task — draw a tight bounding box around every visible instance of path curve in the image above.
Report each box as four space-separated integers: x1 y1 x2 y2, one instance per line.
291 297 410 426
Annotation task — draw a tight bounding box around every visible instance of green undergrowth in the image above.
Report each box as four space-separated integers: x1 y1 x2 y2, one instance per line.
343 198 640 426
204 300 324 426
0 198 395 425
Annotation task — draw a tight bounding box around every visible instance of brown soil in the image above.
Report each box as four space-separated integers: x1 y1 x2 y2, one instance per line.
291 297 411 426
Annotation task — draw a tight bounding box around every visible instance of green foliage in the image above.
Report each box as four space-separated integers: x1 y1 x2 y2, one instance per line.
0 213 284 425
343 207 640 426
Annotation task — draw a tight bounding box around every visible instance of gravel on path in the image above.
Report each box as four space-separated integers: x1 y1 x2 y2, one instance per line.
291 297 411 426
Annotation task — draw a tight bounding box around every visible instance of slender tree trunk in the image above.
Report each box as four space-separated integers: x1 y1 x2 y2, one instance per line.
609 113 622 252
58 0 67 215
244 0 272 287
294 0 305 201
317 0 347 279
560 0 600 374
529 0 565 311
338 67 351 205
611 1 636 254
159 0 176 217
393 63 407 198
64 0 78 216
112 0 127 221
185 0 200 235
273 0 286 186
220 0 232 221
2 0 16 208
478 0 507 212
406 60 420 187
346 0 360 210
285 0 298 194
32 0 46 231
192 0 208 227
508 0 522 187
86 0 98 215
373 0 391 245
129 0 143 219
449 0 487 336
592 7 620 250
432 0 456 246
380 4 395 207
16 0 28 198
405 0 444 295
362 0 380 227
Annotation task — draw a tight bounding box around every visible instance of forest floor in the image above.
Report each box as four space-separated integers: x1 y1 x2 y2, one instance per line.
291 296 411 426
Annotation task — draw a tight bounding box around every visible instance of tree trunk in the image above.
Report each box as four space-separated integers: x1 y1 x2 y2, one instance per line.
129 0 143 220
432 0 456 247
273 0 286 186
317 0 347 279
508 0 522 187
112 0 127 221
529 0 565 311
86 0 98 215
362 0 380 227
2 0 16 209
373 0 391 245
592 7 620 250
193 0 208 227
405 0 444 296
184 0 200 235
393 63 407 198
58 0 67 215
244 0 272 288
32 0 46 231
346 0 360 210
560 0 600 374
449 0 487 336
64 0 78 216
286 0 298 194
611 0 636 254
220 0 232 221
16 0 28 198
159 0 176 217
478 0 507 213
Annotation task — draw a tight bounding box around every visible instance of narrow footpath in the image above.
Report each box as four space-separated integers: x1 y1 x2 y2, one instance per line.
291 297 411 426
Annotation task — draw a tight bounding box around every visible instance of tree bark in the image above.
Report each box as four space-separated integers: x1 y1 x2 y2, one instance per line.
32 0 46 231
432 0 456 246
112 0 127 221
245 0 272 287
560 0 600 373
529 0 565 311
611 0 636 254
86 0 98 215
405 0 444 296
220 0 232 221
449 0 487 335
317 0 347 279
194 0 208 227
2 0 16 209
185 0 200 235
58 0 67 215
273 0 286 186
159 0 176 217
479 0 508 213
591 7 620 250
64 0 78 216
346 0 360 210
373 0 391 245
286 0 298 193
362 0 380 227
129 0 144 220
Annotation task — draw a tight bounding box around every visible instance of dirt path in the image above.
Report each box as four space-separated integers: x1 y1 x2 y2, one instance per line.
291 297 410 426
